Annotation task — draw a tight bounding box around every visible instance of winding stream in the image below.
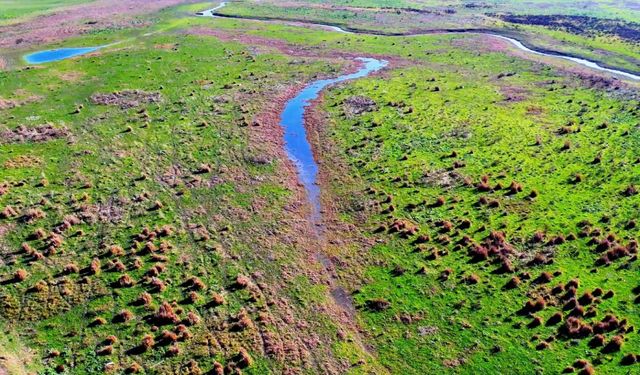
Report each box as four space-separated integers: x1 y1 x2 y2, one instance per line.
281 57 387 224
199 2 640 81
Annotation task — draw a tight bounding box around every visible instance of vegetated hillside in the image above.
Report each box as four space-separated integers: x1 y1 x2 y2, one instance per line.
0 28 374 373
316 30 640 373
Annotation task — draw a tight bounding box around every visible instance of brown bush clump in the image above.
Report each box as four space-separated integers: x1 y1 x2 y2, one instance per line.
89 258 101 275
535 272 553 284
210 293 225 306
186 276 206 291
175 324 191 341
140 334 155 351
528 316 543 328
125 362 143 374
109 245 125 257
186 291 200 304
603 335 624 353
104 335 118 345
508 181 523 194
90 90 162 109
621 353 637 365
562 317 592 338
536 341 549 350
505 276 521 289
236 348 253 369
0 205 18 218
234 275 251 289
21 208 46 223
149 277 166 292
578 292 594 305
589 334 605 347
115 309 134 323
160 330 178 343
92 317 107 326
623 185 638 197
155 301 179 325
573 359 588 369
547 312 563 326
464 274 480 285
166 344 180 357
185 311 201 326
522 297 546 314
13 268 28 282
136 292 153 307
96 345 113 356
366 298 391 311
117 274 135 288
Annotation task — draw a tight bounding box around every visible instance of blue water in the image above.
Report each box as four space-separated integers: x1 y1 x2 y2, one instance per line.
280 57 387 223
24 47 101 64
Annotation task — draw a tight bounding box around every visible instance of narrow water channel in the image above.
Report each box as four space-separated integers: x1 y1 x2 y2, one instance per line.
199 2 640 81
279 57 388 224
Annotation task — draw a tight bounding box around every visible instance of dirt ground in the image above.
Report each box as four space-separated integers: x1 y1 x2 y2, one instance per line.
0 0 198 49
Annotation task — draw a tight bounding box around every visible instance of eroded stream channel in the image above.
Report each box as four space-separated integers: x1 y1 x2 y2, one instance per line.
281 57 388 225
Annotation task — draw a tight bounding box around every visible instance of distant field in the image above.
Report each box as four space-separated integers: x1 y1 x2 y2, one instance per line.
0 0 93 23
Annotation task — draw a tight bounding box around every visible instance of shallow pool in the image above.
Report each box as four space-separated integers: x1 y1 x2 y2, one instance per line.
24 47 101 64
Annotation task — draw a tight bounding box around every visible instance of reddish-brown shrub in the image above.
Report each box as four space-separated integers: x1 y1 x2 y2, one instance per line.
236 348 253 368
547 312 563 325
623 185 638 197
186 291 200 304
149 277 166 292
89 258 101 275
104 335 118 345
166 344 180 357
212 362 224 375
115 309 134 323
578 292 594 305
109 245 124 257
235 275 250 289
133 293 151 308
155 301 179 325
536 341 549 350
160 330 178 343
175 324 191 340
13 269 28 282
125 362 142 374
505 276 520 289
211 293 225 306
0 205 18 218
465 274 480 285
117 274 135 288
536 272 553 284
96 345 113 356
589 334 605 347
140 334 155 351
621 353 637 365
185 311 201 326
529 316 543 328
604 335 624 353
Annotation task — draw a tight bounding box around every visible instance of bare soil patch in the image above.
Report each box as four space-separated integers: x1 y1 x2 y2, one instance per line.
0 0 199 49
90 90 162 109
1 124 70 144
